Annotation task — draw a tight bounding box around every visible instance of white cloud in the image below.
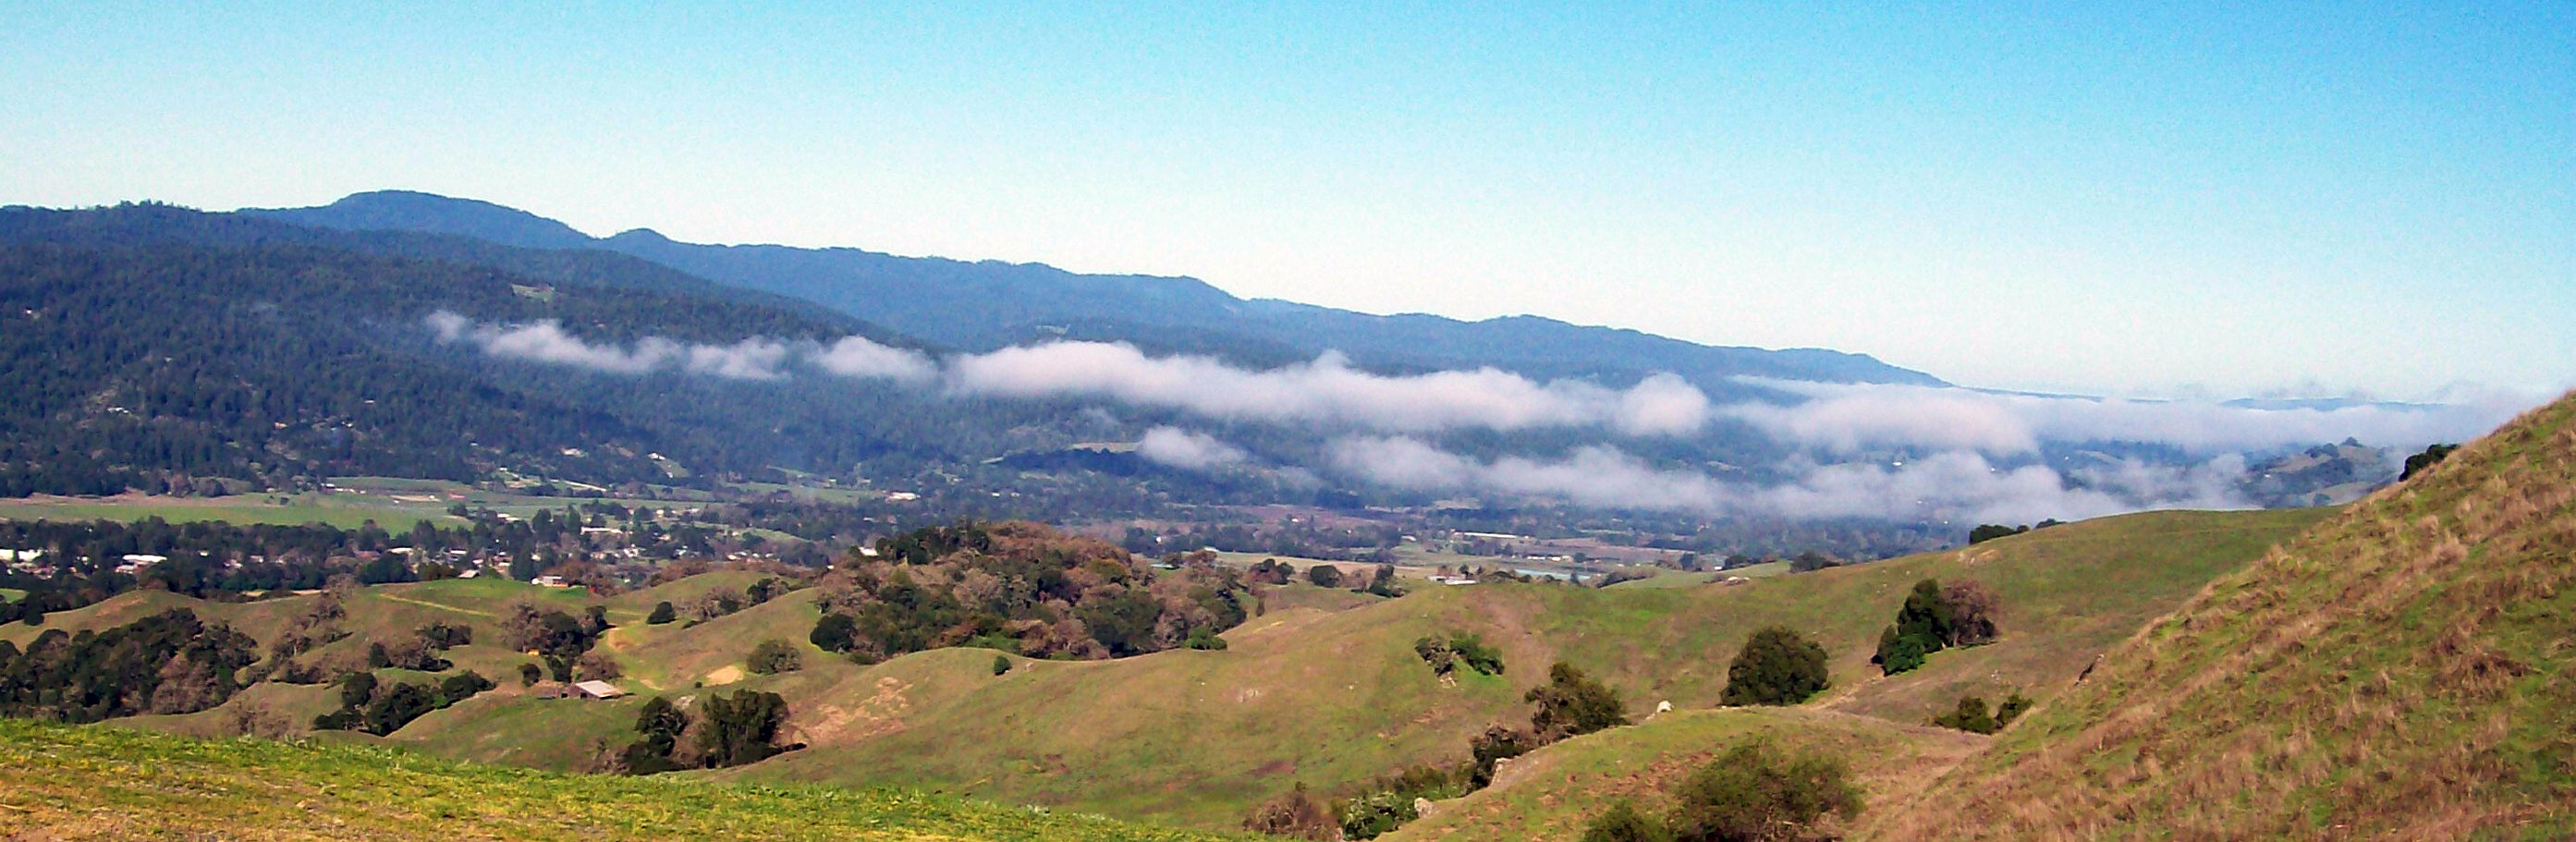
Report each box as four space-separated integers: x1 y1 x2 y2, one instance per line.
1136 426 1248 470
812 336 938 383
1325 436 2258 524
1724 379 2531 455
428 311 931 383
942 342 1710 435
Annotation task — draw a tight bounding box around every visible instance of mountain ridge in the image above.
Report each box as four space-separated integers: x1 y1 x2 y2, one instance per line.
249 189 1947 390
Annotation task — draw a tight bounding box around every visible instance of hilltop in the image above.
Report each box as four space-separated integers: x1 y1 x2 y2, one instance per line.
1858 391 2576 838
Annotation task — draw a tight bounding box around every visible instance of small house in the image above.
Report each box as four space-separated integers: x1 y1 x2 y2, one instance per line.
570 680 627 700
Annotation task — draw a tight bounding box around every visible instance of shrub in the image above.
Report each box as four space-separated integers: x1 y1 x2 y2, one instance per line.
1993 690 2033 729
1241 783 1336 840
575 650 622 681
746 639 802 675
1666 742 1862 842
517 662 542 686
1582 799 1674 842
1721 627 1828 706
1932 695 1998 734
694 689 800 769
1872 625 1925 675
1305 564 1343 588
992 653 1012 676
1469 724 1532 789
1337 790 1419 840
1184 627 1228 650
1528 662 1627 741
2401 443 2458 481
647 601 677 625
435 671 494 707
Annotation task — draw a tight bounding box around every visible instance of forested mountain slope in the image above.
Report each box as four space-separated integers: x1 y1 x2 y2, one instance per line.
252 190 1943 389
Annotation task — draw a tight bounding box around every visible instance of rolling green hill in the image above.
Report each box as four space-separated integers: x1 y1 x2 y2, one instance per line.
4 504 2335 836
0 716 1247 842
1858 392 2576 840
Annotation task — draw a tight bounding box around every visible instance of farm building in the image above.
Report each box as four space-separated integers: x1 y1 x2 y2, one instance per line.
569 680 627 700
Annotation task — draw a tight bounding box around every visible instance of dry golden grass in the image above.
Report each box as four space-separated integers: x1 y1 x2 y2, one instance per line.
1859 392 2576 841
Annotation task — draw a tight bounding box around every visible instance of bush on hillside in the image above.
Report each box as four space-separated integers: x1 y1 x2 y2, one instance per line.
1337 790 1420 840
1666 742 1862 842
1872 578 2002 675
1413 631 1505 677
746 639 801 675
1306 564 1344 588
991 653 1011 676
1932 695 1998 734
1468 724 1532 789
1581 799 1675 842
1528 661 1628 741
2401 443 2458 481
646 601 677 625
1721 626 1829 706
1241 782 1336 839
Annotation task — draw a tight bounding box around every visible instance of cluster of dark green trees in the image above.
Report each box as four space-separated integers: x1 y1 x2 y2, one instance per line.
620 689 802 775
1580 741 1863 842
0 608 256 722
1870 579 2000 675
311 669 493 735
1968 519 2062 544
499 603 611 682
808 522 1249 662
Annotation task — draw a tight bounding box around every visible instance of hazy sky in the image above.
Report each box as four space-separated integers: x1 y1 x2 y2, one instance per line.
4 3 2567 397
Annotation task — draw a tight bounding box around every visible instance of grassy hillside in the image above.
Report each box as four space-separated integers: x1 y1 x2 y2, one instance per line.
686 507 2319 830
6 506 2328 834
1863 394 2576 840
0 717 1247 842
1386 707 1984 842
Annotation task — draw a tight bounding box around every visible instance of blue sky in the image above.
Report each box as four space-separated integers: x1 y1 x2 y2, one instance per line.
4 2 2568 397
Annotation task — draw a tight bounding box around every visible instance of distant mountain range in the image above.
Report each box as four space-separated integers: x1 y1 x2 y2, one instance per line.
250 190 1944 395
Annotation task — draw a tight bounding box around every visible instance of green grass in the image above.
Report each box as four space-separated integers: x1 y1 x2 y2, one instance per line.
1386 707 1984 842
15 504 2333 835
0 587 22 603
1863 393 2576 840
0 717 1249 841
0 494 458 531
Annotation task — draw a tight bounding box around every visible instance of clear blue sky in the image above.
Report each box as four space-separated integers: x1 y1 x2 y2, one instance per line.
4 2 2568 397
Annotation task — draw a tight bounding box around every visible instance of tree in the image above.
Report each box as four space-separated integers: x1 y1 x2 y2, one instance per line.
810 612 859 653
361 681 437 736
517 662 543 686
576 650 622 681
1582 799 1675 842
694 689 798 768
746 639 802 675
1932 695 1998 734
2402 443 2459 481
1361 564 1403 597
647 601 677 625
1666 742 1862 842
1305 564 1343 588
1527 662 1627 741
1939 579 2000 646
1872 626 1925 675
992 653 1012 676
1720 627 1828 706
624 696 691 775
1895 580 1953 649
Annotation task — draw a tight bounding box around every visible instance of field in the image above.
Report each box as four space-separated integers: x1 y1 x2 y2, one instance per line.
0 493 460 531
0 717 1249 842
